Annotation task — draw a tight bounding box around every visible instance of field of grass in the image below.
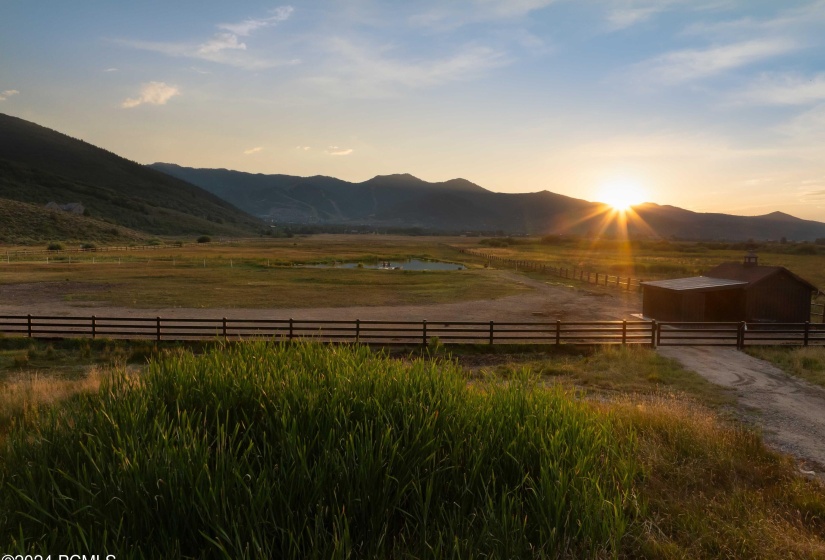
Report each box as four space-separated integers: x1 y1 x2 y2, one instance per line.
461 345 734 407
0 263 526 308
455 237 825 289
1 341 824 558
0 236 534 308
3 234 467 264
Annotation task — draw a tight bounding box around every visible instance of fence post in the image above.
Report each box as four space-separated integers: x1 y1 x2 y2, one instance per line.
422 320 428 347
651 320 657 349
738 321 746 349
156 316 161 342
556 319 561 345
622 320 627 346
289 318 294 341
356 319 361 343
222 317 227 340
92 315 96 339
489 320 494 345
804 321 810 347
27 314 32 338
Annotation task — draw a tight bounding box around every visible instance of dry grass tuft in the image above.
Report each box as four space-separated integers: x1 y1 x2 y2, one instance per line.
748 346 825 389
608 395 825 559
0 368 105 440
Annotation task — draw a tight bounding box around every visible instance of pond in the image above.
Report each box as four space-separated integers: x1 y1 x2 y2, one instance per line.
310 259 465 271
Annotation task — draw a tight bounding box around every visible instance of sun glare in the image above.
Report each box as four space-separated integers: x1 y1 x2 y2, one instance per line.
596 181 646 211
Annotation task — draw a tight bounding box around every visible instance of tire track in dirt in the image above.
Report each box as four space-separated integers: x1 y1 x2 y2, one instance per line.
657 346 825 475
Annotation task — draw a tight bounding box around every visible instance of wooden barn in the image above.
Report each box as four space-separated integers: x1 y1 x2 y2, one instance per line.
641 253 818 323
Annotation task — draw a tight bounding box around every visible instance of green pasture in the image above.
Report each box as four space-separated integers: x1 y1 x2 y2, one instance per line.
457 237 825 289
0 236 532 308
0 265 526 308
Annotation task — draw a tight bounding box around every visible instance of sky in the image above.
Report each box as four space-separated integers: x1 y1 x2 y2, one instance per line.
2 1 825 220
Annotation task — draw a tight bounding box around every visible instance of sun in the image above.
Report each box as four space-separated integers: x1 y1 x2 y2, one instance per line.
595 180 647 211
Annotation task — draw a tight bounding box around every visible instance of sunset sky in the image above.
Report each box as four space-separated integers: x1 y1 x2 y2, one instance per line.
2 1 825 220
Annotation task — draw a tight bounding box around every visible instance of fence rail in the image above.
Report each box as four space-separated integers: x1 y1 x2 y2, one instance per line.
455 247 646 291
1 315 823 348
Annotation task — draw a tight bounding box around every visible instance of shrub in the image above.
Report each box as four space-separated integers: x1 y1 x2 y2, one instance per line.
46 242 64 251
197 235 212 243
792 244 818 255
80 242 96 250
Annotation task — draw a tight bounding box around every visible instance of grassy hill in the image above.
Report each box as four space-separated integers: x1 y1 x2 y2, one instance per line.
0 197 149 245
0 114 263 237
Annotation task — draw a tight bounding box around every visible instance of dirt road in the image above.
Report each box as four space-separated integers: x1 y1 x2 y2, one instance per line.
657 346 825 474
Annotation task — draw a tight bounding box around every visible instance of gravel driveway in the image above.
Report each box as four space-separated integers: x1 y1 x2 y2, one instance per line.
658 346 825 476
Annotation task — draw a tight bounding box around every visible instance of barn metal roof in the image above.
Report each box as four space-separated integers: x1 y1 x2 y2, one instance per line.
641 276 748 292
705 263 819 292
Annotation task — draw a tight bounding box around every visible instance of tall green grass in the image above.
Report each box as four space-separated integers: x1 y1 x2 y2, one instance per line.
0 343 638 559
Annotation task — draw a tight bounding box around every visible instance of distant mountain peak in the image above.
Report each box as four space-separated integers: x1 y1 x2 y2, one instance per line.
761 211 798 221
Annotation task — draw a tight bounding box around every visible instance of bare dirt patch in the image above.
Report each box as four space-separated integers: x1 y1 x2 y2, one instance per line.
658 346 825 477
0 271 641 322
0 281 113 306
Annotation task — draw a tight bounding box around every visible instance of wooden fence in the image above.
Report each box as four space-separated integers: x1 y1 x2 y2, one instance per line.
454 247 645 292
2 315 824 348
3 243 190 259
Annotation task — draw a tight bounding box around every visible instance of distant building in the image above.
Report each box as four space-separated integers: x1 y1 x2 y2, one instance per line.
641 253 817 323
45 202 85 215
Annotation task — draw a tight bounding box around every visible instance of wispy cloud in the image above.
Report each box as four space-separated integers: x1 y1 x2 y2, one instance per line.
683 1 825 38
296 146 311 151
218 6 294 36
121 82 180 108
0 89 19 101
310 38 509 96
735 73 825 105
103 68 119 72
243 146 264 155
410 0 557 29
327 146 353 156
198 32 247 55
605 0 732 31
606 5 663 30
119 6 295 69
118 37 299 70
630 39 797 85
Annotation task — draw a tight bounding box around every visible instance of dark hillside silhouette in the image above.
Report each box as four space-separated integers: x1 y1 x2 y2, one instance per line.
0 114 262 236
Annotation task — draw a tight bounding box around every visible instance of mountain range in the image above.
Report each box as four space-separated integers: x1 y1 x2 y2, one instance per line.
151 163 825 241
2 112 824 242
